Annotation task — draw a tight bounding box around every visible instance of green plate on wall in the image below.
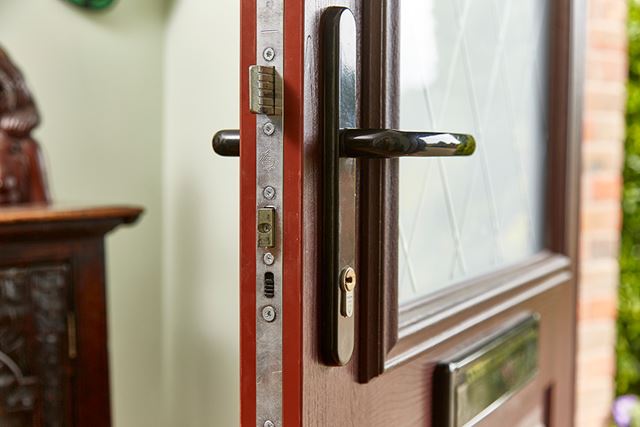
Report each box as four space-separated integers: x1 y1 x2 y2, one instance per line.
64 0 115 10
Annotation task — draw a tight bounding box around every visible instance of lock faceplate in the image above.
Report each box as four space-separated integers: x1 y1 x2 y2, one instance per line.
254 1 284 425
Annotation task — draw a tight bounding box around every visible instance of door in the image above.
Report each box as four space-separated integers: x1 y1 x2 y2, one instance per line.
216 0 584 425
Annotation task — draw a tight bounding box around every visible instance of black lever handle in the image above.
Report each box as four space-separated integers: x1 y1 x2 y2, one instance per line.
212 129 241 157
339 129 475 158
212 129 476 158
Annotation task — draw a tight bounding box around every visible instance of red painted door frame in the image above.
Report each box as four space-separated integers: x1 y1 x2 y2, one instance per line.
239 0 304 424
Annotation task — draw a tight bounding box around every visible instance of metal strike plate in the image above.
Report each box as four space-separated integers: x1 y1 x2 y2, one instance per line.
433 315 540 427
322 6 358 366
249 65 281 116
257 207 276 248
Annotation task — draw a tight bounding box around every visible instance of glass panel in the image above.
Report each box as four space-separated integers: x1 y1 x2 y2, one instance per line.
398 0 549 303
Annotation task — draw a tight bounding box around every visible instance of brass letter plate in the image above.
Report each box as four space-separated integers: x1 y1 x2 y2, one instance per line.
433 315 540 427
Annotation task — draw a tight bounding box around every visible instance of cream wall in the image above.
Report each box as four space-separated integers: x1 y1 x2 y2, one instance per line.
0 1 239 425
163 0 240 425
0 1 165 426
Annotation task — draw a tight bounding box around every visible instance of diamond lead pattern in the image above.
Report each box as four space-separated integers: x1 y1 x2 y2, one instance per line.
398 0 549 303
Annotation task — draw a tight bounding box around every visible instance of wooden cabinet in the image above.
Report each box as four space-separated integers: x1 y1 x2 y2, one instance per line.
0 205 141 427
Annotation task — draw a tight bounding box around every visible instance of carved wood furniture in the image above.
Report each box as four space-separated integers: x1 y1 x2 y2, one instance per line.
0 204 141 426
0 46 143 426
0 46 49 205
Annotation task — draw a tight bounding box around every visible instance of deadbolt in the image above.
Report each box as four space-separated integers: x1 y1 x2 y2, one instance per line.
249 65 281 116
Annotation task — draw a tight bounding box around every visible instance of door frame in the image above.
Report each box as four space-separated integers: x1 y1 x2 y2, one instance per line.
239 0 305 425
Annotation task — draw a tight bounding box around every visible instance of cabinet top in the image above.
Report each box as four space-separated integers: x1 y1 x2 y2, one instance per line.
0 204 143 240
0 203 143 225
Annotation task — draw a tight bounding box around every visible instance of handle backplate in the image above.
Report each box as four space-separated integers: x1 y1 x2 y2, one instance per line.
322 6 358 366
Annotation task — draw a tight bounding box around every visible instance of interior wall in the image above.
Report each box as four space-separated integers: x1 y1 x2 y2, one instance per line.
0 1 165 426
163 0 240 425
0 1 240 425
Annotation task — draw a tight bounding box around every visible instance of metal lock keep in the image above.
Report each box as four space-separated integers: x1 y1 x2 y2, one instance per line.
257 207 276 248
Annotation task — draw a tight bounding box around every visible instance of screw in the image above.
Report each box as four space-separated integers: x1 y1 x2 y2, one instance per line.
263 47 276 62
340 267 357 292
264 421 275 427
262 305 276 322
263 186 276 200
263 122 276 136
263 252 275 265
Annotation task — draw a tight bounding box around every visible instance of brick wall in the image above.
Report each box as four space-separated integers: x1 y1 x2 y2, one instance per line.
575 0 628 425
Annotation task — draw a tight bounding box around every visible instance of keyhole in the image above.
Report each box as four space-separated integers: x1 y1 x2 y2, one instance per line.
341 267 356 292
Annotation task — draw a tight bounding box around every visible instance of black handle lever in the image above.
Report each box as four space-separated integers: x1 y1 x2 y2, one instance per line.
212 129 241 157
212 129 476 158
340 129 475 157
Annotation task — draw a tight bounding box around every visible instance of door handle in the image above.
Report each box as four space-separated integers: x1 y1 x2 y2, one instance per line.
211 6 475 367
339 129 475 157
212 129 475 158
211 130 240 157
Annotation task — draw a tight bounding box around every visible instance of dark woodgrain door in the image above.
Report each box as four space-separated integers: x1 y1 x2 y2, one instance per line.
237 0 584 425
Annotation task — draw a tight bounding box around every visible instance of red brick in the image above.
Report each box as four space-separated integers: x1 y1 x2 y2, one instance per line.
582 111 625 142
575 393 614 427
577 319 616 350
578 360 616 380
579 228 620 260
584 82 627 112
588 0 628 24
591 173 622 200
582 141 624 172
585 55 628 82
581 203 622 232
576 383 615 408
579 260 619 298
585 236 619 260
578 295 619 320
588 19 628 47
575 400 613 427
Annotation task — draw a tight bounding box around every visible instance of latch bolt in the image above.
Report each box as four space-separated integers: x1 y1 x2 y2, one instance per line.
257 207 276 248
